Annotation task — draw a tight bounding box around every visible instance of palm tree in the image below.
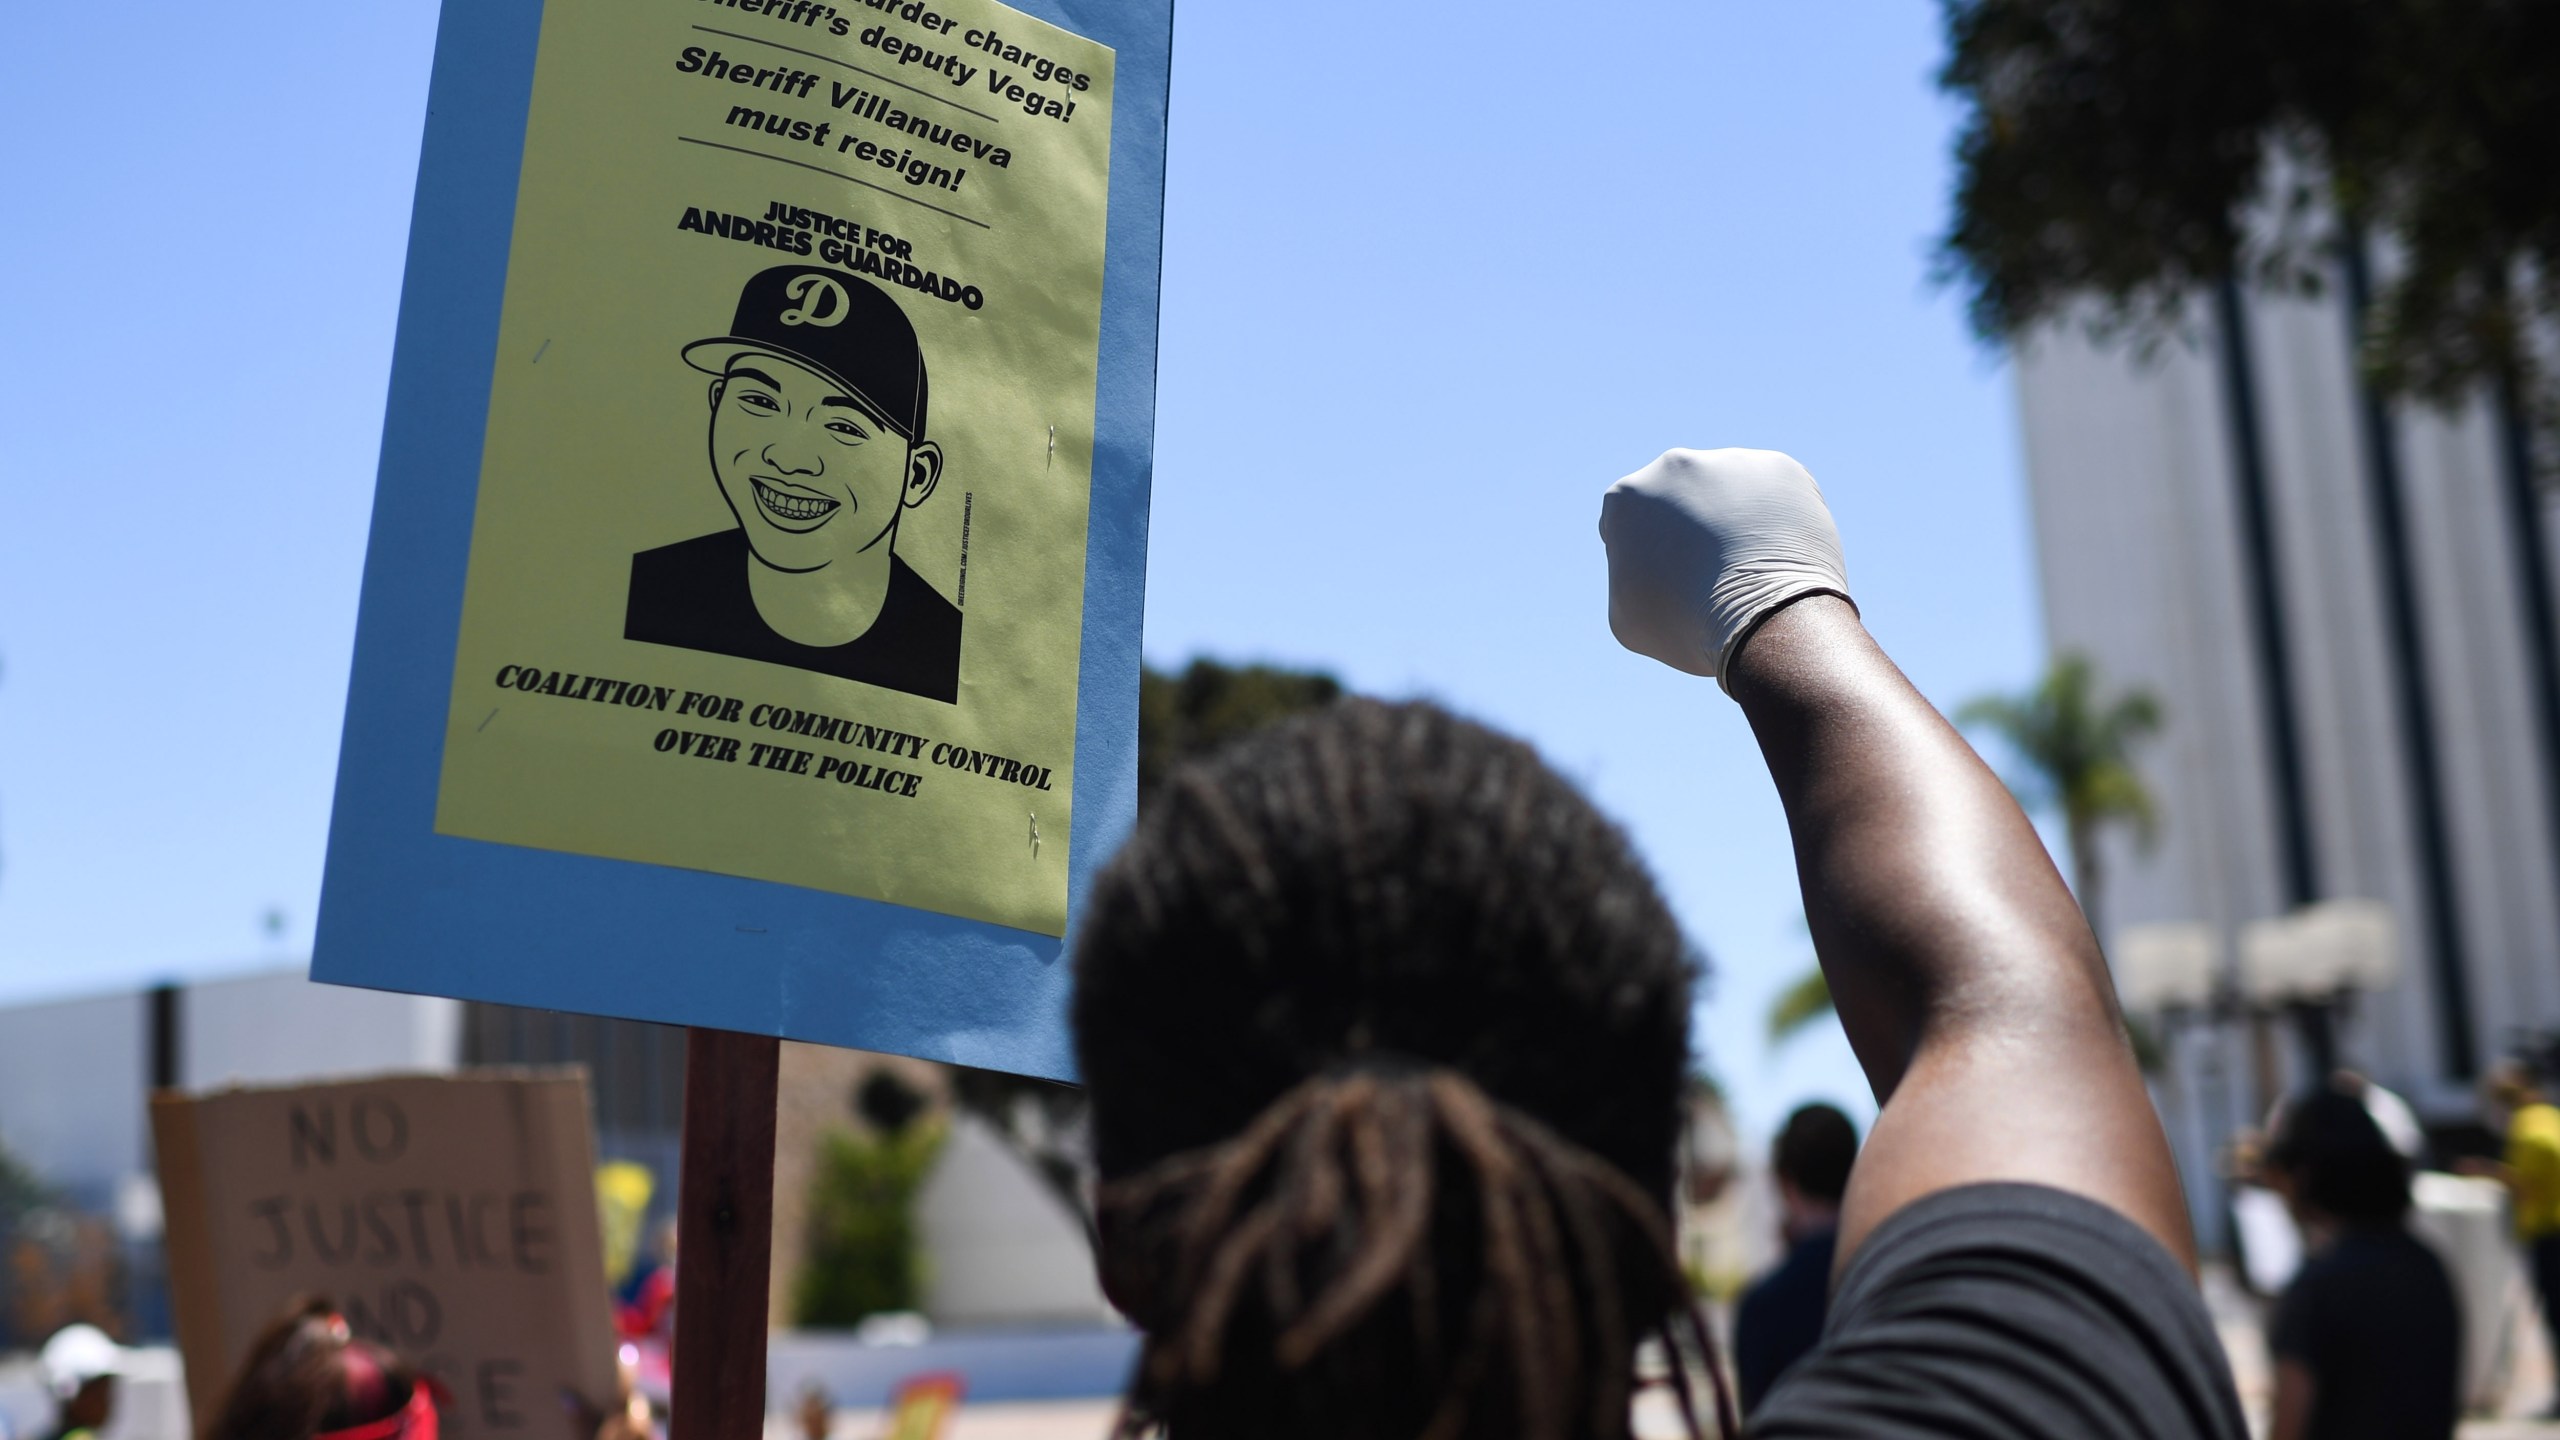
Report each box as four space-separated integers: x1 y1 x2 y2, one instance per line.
1767 966 1834 1049
1766 910 1837 1051
1768 658 2159 1047
1955 654 2163 947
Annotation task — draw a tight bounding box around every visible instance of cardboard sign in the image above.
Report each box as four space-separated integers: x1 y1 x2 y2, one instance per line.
152 1073 618 1440
310 0 1173 1080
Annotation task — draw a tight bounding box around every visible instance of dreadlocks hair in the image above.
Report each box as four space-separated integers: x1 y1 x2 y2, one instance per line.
1073 699 1725 1440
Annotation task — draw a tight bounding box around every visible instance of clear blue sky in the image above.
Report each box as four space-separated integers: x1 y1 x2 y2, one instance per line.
0 1 2042 1138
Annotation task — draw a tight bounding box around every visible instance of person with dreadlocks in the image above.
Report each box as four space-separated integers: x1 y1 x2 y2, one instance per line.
1072 446 2246 1439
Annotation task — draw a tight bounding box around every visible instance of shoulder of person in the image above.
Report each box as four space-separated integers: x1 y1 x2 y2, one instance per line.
637 528 744 568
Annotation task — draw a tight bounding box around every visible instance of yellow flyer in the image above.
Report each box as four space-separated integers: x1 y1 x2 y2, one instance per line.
434 0 1114 936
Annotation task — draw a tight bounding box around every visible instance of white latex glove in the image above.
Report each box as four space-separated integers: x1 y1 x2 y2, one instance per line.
1599 448 1853 693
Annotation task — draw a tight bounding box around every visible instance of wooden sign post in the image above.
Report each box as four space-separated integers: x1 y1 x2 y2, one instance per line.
671 1030 782 1440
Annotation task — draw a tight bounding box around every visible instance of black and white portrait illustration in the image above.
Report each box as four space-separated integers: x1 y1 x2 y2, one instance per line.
625 264 961 703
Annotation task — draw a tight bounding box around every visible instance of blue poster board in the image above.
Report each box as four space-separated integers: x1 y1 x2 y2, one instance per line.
311 0 1172 1083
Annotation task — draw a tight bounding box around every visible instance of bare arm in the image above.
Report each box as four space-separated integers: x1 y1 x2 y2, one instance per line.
2269 1361 2314 1440
1729 596 2194 1269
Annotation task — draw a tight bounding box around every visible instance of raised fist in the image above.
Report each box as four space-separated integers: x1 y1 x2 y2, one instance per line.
1599 448 1852 691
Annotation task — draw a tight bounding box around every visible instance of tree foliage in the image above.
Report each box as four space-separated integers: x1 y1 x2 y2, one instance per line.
1766 966 1835 1048
0 1145 125 1347
1137 658 1344 806
0 1138 45 1346
0 1138 43 1234
1956 654 2163 945
792 1099 943 1328
949 657 1347 1214
1937 0 2560 416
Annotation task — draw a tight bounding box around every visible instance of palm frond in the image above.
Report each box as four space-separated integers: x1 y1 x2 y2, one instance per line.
1767 966 1836 1046
1956 652 2169 901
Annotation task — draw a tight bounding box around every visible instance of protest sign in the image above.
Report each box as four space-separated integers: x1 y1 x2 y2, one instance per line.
312 0 1175 1080
152 1073 618 1439
884 1374 964 1440
437 0 1116 937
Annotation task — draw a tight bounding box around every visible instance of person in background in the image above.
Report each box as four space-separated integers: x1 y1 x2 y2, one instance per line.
2333 1071 2426 1166
566 1364 658 1440
2228 1071 2427 1303
616 1220 678 1342
794 1385 833 1440
613 1218 678 1408
203 1298 435 1440
1732 1104 1857 1412
2264 1081 2459 1440
37 1325 125 1440
2458 1061 2560 1412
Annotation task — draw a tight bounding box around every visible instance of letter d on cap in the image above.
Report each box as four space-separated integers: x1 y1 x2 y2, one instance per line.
779 274 848 327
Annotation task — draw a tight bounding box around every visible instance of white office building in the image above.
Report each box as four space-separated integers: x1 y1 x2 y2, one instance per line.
0 970 460 1218
2013 260 2560 1236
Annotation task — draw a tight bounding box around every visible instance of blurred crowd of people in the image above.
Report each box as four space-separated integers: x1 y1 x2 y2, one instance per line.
17 448 2520 1440
1718 1060 2560 1438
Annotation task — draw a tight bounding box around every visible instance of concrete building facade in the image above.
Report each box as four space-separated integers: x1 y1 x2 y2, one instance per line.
2014 261 2560 1236
0 971 459 1215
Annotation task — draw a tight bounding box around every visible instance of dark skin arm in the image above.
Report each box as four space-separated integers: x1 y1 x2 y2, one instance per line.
2269 1361 2314 1440
1728 595 2195 1270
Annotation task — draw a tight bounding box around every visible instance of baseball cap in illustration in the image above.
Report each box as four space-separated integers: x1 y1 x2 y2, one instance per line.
682 265 929 442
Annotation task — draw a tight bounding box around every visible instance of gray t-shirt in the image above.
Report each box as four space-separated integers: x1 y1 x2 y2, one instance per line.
1751 1184 2248 1439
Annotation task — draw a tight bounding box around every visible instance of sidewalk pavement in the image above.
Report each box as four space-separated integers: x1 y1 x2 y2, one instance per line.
794 1393 2560 1438
784 1399 1117 1440
778 1265 2552 1439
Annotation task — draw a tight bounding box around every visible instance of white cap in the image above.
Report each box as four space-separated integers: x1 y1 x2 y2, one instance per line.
41 1324 127 1397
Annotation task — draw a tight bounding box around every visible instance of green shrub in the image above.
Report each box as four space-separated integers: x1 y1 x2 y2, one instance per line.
791 1120 944 1327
